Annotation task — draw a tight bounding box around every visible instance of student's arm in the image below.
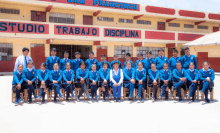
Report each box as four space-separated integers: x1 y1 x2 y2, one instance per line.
83 69 89 79
181 56 185 65
49 71 53 82
186 70 193 82
13 72 20 84
142 70 146 81
31 70 37 82
193 56 198 70
58 57 60 64
85 59 89 68
37 70 43 82
59 60 62 70
71 60 74 70
119 61 122 69
199 70 206 81
168 59 172 69
99 69 104 80
46 58 49 69
124 62 126 68
123 69 131 80
106 69 110 81
131 69 135 79
95 72 99 82
195 70 199 81
173 70 180 79
57 71 62 82
95 60 99 70
44 71 49 81
71 71 74 82
135 61 138 69
135 70 140 81
148 70 155 81
107 62 111 69
110 70 116 84
179 58 183 65
118 69 123 84
110 61 114 68
63 71 68 82
76 69 81 79
210 69 215 81
183 69 188 78
160 70 164 81
155 71 160 80
89 72 93 81
131 61 134 68
168 70 172 81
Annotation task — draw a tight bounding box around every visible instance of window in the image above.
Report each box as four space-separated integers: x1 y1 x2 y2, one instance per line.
137 20 151 25
97 17 113 22
31 11 46 22
118 18 133 23
197 25 208 30
157 22 165 30
168 23 180 27
184 24 194 29
115 46 132 58
49 13 75 24
0 43 13 61
137 47 165 59
0 8 20 15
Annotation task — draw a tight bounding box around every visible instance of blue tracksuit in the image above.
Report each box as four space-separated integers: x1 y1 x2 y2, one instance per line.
99 68 110 99
182 55 198 70
63 69 74 100
186 69 199 100
12 71 24 102
59 58 72 71
135 68 146 99
98 61 111 70
72 58 83 74
37 69 49 101
199 68 215 100
76 68 90 98
124 60 134 68
111 60 122 69
155 56 168 71
22 68 37 102
143 58 155 73
123 68 135 97
85 58 99 71
135 59 144 69
89 70 99 99
159 69 172 98
46 56 60 71
111 69 123 99
49 70 63 101
148 69 160 99
168 57 182 71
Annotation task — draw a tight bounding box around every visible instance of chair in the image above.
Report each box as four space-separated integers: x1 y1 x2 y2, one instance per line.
123 87 135 100
135 88 147 100
11 89 24 103
47 88 61 102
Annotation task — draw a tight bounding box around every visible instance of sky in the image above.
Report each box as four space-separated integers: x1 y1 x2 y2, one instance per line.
114 0 220 13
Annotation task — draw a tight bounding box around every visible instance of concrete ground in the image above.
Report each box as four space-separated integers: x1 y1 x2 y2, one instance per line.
0 76 219 133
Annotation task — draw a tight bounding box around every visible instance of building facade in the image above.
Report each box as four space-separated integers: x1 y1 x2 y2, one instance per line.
0 0 220 72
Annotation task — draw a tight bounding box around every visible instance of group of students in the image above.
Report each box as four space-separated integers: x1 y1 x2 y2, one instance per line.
12 47 215 106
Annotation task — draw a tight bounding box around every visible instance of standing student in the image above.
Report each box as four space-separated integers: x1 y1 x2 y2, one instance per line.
110 62 123 102
173 62 187 102
199 61 215 103
98 54 111 70
89 64 99 102
72 52 83 74
159 63 172 100
46 48 60 71
123 61 135 100
49 63 64 103
63 62 75 101
37 63 50 104
124 53 134 68
148 63 160 102
143 51 155 73
155 48 168 71
111 54 122 69
59 51 72 71
76 61 90 101
99 62 110 101
182 47 198 70
186 62 199 102
135 53 144 69
168 49 182 71
85 52 98 71
22 61 38 104
12 64 24 106
135 62 146 102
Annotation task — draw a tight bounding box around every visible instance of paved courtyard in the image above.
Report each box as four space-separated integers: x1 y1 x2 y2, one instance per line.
0 75 220 133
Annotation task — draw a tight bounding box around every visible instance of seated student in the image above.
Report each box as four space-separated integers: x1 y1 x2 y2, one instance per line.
155 48 168 71
98 54 111 70
89 64 99 102
59 51 72 71
63 62 75 102
22 61 38 104
124 53 134 68
76 61 90 101
110 62 123 102
186 62 199 102
123 61 135 100
182 47 198 70
159 63 172 100
99 62 110 101
135 53 144 69
37 63 50 104
12 64 24 106
135 62 146 102
199 61 215 103
85 52 99 71
173 61 187 102
148 63 160 102
49 63 64 103
168 49 182 72
72 52 83 74
111 54 122 69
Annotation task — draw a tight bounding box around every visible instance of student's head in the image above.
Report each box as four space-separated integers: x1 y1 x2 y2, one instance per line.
137 53 143 60
173 49 178 57
64 51 69 59
114 54 119 60
146 51 152 58
113 62 119 70
89 52 94 59
50 48 57 56
53 63 59 70
22 47 29 56
138 62 143 69
17 64 23 72
40 63 46 70
126 61 132 69
66 62 71 70
203 61 210 70
158 48 164 56
103 62 108 69
184 47 190 56
101 54 106 61
176 61 182 70
163 62 168 70
151 63 156 71
27 61 34 69
80 61 86 69
189 62 195 70
75 52 81 59
91 64 97 71
126 53 131 60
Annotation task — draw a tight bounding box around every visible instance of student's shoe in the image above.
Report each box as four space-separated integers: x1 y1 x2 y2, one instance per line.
35 95 38 99
136 94 140 98
205 99 210 103
151 97 155 102
87 95 91 99
60 95 64 98
19 98 23 103
141 99 144 103
54 100 57 103
117 98 120 102
77 97 80 102
66 99 69 102
72 94 75 98
38 96 42 99
15 102 18 106
179 99 183 102
187 95 191 99
28 101 32 104
102 99 105 102
108 94 111 99
159 95 162 100
96 96 99 101
91 98 94 102
129 94 132 100
114 97 117 102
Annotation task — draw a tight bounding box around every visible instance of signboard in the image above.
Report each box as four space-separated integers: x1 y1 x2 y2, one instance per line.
104 28 141 39
0 21 49 34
